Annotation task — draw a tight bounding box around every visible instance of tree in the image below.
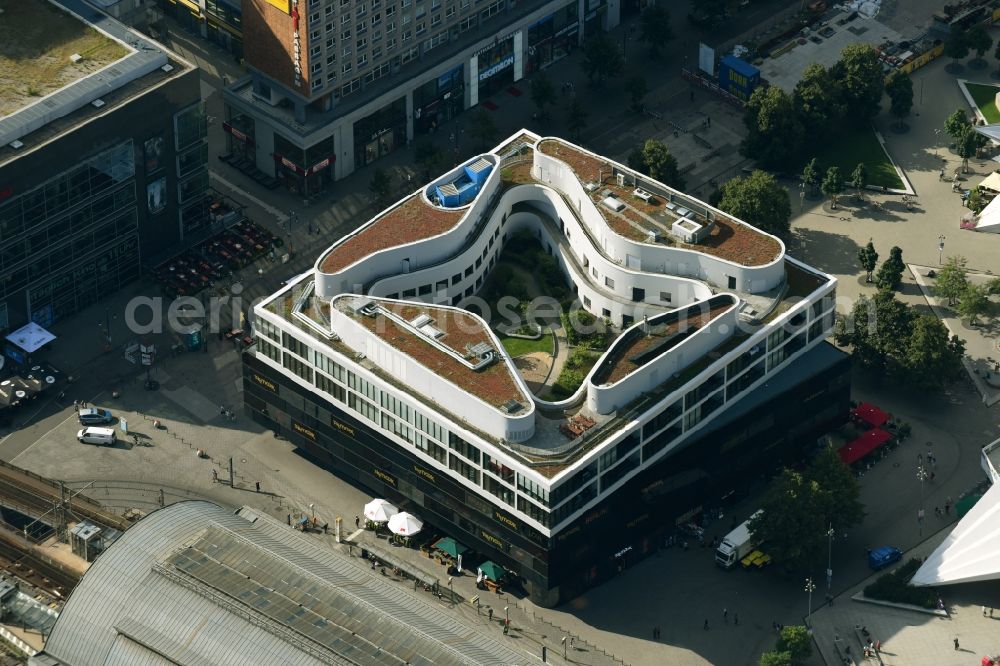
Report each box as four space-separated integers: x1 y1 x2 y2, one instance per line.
993 39 1000 74
900 315 966 389
630 139 685 189
944 25 969 65
413 138 444 180
566 99 588 141
639 4 673 58
957 283 991 325
944 108 971 142
801 158 820 197
966 187 987 214
625 75 648 112
835 290 912 371
759 652 793 666
966 24 993 61
957 124 986 172
821 166 844 209
468 107 498 150
748 447 863 572
832 43 884 122
934 255 969 306
874 246 905 291
369 168 392 205
580 34 623 86
850 162 867 200
717 170 792 236
793 63 846 140
885 71 913 125
777 626 813 665
857 240 878 283
740 85 804 168
987 276 1000 295
529 72 556 121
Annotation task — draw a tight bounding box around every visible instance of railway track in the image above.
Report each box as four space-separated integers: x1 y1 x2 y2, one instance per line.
0 527 78 597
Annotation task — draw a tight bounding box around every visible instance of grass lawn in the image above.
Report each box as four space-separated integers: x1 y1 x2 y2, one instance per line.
500 331 553 357
811 126 903 190
964 82 1000 123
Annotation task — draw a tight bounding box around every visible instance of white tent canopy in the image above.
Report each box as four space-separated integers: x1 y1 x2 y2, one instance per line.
911 481 1000 586
5 322 56 353
388 512 423 536
363 499 398 523
974 124 1000 143
972 190 1000 233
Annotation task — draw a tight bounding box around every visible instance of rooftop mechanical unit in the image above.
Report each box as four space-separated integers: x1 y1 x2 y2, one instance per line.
70 521 104 562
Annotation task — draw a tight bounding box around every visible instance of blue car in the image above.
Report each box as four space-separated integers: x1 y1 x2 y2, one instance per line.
78 408 114 425
868 546 902 571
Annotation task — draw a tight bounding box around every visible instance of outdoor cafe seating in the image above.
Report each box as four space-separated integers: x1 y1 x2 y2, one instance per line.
838 428 893 466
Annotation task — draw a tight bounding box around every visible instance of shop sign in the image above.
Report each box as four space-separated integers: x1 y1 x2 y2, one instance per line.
584 507 608 525
554 22 579 38
478 55 515 81
310 157 332 174
252 373 277 393
613 545 633 559
626 513 648 529
222 123 255 147
331 417 355 437
474 31 516 57
275 154 307 175
292 420 317 442
556 526 581 542
494 510 519 532
481 529 504 549
0 186 12 202
413 464 436 483
369 127 392 141
291 0 302 88
373 467 397 488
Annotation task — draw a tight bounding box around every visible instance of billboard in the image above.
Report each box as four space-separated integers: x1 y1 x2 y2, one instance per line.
698 43 715 77
265 0 290 12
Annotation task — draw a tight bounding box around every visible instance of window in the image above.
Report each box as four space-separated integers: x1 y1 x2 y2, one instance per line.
326 21 335 32
414 433 446 462
357 52 367 66
386 36 396 49
325 5 334 15
310 44 321 56
449 455 480 483
316 374 346 402
415 5 425 17
326 36 335 47
356 2 367 16
342 62 353 73
483 475 514 506
357 36 368 49
480 0 503 20
458 15 474 32
348 392 379 424
402 29 412 42
424 30 446 49
257 337 281 362
449 432 481 464
446 4 455 16
310 11 320 22
341 13 350 24
602 308 611 318
430 13 440 26
311 62 322 73
583 295 591 307
282 353 313 383
356 21 367 34
342 46 352 57
386 4 395 14
364 62 389 81
310 29 321 39
372 45 382 59
660 291 672 303
401 46 418 63
402 12 411 23
327 53 336 64
605 276 615 289
517 474 549 506
371 11 382 23
415 21 425 33
341 28 352 39
386 20 396 31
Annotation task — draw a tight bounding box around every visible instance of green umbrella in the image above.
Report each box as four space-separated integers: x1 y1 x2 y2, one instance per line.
433 537 468 558
478 560 506 581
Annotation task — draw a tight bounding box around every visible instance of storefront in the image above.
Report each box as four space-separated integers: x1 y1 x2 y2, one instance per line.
525 4 579 75
273 134 335 196
476 36 517 99
583 0 609 36
413 66 464 135
223 113 255 160
353 98 407 167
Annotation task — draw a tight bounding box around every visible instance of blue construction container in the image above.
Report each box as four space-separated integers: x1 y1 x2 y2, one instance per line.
717 55 761 101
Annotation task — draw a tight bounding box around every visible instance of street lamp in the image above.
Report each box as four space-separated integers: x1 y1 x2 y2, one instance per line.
917 465 928 536
799 182 806 212
938 235 946 265
562 637 567 659
934 128 942 160
448 576 454 605
804 577 816 628
826 524 834 602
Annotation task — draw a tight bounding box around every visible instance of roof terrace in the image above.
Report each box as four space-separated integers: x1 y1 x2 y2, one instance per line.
333 296 530 412
536 139 783 267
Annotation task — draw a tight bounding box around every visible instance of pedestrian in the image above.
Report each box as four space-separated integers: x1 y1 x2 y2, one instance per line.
723 608 728 623
917 453 923 464
945 497 952 514
991 607 995 618
255 481 261 493
73 399 79 411
954 637 959 650
211 468 218 483
355 515 360 528
488 608 494 622
734 612 738 626
703 619 709 630
707 116 711 127
655 626 660 639
322 522 328 534
984 606 988 617
934 506 942 517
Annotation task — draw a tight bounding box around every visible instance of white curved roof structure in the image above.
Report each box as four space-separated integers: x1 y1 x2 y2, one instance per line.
912 437 1000 587
39 501 535 665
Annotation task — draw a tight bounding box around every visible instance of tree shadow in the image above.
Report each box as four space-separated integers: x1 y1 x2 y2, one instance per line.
791 228 862 275
945 62 965 75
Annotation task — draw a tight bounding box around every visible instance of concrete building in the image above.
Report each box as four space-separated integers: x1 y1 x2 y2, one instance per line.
0 0 207 333
243 130 849 605
222 0 623 194
158 0 244 59
33 501 537 665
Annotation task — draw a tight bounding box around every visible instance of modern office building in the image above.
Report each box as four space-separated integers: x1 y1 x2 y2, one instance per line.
158 0 244 59
243 130 848 605
0 0 207 334
222 0 620 195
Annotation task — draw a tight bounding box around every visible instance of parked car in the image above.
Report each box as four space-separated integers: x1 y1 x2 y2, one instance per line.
77 427 116 446
868 546 902 571
78 408 114 425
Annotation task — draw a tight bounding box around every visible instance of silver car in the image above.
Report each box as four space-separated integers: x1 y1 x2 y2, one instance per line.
78 408 114 425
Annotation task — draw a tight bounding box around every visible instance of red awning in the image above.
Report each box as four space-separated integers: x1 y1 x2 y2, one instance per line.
838 428 892 465
853 402 888 428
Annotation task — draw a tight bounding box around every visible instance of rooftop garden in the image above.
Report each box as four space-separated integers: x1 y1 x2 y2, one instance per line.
319 194 464 273
0 1 129 117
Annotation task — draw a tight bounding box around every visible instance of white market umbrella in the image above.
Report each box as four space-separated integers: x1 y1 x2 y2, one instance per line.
388 512 423 536
363 499 399 523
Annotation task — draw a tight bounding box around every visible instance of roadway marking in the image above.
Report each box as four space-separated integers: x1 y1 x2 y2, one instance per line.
209 170 290 223
10 390 105 465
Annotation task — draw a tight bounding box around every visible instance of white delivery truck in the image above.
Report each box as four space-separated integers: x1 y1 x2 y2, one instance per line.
715 510 762 569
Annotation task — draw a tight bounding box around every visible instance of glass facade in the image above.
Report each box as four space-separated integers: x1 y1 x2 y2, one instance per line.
0 141 140 329
174 102 210 236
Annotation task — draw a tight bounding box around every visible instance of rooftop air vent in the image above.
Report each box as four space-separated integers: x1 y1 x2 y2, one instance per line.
91 99 105 108
468 342 493 358
70 53 83 63
8 140 24 150
161 64 174 73
502 400 523 414
418 324 445 339
410 314 432 328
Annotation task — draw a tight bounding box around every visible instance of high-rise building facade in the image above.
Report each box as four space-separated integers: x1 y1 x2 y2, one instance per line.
222 0 617 195
0 0 207 333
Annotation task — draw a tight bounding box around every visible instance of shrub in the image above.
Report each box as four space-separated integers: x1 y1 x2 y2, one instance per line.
863 558 938 609
550 368 584 398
